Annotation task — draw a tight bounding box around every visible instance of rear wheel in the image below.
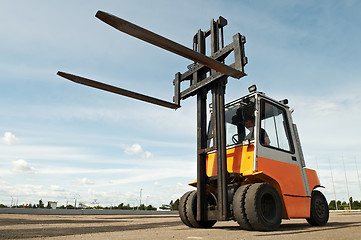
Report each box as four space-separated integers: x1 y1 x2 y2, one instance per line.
244 183 282 231
185 191 217 228
306 191 329 226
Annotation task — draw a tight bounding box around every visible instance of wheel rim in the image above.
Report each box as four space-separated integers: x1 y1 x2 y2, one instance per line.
261 193 276 222
315 198 326 218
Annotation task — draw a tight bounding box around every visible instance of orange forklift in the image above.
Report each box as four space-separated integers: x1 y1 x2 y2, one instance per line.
58 11 329 231
179 85 329 230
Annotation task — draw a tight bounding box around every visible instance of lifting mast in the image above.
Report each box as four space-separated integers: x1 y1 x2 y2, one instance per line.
58 11 247 222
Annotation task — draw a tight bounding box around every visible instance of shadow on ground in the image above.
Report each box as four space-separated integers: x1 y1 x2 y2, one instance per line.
212 220 361 236
0 218 183 239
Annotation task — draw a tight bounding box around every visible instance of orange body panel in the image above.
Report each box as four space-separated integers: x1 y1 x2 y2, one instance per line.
206 144 254 177
283 196 310 218
257 157 306 196
305 168 320 190
257 157 310 218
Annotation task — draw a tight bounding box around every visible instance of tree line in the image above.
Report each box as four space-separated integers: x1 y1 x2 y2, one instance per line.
329 197 361 210
0 199 183 211
2 198 361 211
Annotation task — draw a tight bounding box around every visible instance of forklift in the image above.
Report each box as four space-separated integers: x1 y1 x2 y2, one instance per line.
58 11 329 231
179 86 329 230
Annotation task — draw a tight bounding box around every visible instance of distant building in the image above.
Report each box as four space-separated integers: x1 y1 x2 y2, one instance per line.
47 201 57 209
79 202 92 209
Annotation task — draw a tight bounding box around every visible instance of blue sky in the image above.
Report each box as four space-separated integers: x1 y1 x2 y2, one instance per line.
1 0 361 208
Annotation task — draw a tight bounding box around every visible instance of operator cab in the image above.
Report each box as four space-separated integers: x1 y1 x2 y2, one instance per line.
208 86 294 155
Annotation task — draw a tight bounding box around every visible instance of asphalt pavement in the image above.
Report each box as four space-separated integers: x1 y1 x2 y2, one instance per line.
0 211 360 239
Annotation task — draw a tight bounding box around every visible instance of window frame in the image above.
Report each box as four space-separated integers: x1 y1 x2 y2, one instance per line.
259 99 295 154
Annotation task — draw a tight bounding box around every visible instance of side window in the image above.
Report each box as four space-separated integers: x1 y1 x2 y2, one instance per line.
226 122 238 146
260 100 293 152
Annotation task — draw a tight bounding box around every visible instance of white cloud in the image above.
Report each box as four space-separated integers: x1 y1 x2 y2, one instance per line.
124 143 143 155
49 185 64 191
12 159 36 174
75 177 94 185
144 151 153 159
2 132 19 145
122 143 153 159
312 100 340 116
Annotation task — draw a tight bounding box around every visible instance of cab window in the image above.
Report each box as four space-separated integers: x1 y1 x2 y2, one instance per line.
207 96 256 147
260 100 294 152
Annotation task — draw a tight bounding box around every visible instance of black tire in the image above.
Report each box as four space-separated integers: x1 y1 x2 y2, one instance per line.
185 191 217 228
244 183 282 231
232 184 253 230
306 191 329 226
178 191 194 227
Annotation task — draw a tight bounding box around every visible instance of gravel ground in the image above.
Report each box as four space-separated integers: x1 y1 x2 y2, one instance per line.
0 211 360 239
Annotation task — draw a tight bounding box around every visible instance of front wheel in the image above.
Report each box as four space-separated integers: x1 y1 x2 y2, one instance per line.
182 191 217 228
306 191 329 226
233 184 253 230
178 191 194 227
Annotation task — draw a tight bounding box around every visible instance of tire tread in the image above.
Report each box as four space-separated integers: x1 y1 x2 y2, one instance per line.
233 184 253 230
244 183 282 231
178 191 194 227
306 191 329 226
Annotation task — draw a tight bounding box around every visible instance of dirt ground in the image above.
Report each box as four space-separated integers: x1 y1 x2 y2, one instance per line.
0 211 360 240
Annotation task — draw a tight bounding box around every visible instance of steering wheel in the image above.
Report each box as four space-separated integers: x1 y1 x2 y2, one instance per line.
232 134 239 144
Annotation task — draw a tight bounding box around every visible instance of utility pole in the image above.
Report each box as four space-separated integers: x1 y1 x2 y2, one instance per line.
146 196 149 206
355 157 361 194
139 188 142 208
342 156 352 210
329 158 338 210
315 157 320 179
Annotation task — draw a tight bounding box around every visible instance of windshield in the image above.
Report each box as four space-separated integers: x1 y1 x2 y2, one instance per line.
208 96 256 147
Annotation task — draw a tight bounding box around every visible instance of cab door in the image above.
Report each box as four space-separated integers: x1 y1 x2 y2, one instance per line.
255 97 310 218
